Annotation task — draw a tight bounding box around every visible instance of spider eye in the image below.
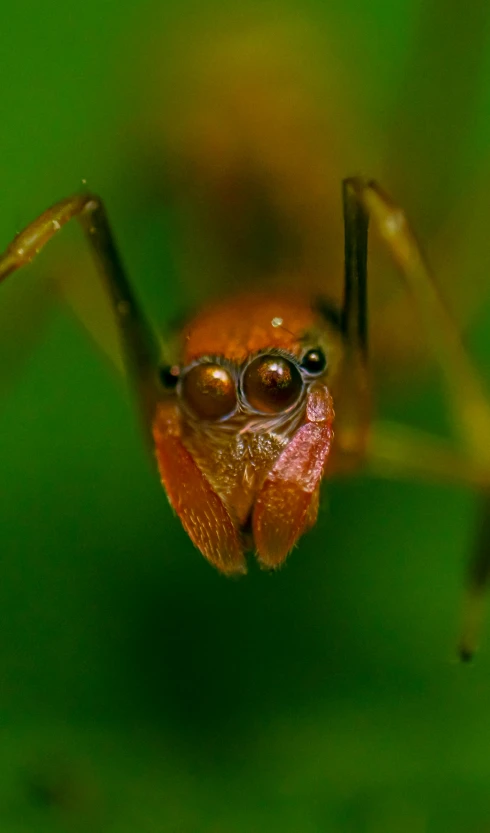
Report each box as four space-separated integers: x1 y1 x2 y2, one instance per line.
301 348 327 375
159 365 180 389
181 362 237 420
242 355 303 414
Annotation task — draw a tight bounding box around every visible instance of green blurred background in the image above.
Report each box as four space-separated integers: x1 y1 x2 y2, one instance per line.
1 1 490 831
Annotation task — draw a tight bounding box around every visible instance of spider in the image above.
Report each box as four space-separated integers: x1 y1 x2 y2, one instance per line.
1 177 489 659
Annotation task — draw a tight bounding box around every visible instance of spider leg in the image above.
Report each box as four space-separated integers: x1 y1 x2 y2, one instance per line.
327 180 371 473
348 178 490 455
0 195 161 435
367 421 490 490
346 177 490 660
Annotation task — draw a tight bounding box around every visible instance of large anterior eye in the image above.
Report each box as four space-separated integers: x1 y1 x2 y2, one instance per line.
181 363 237 420
242 355 303 414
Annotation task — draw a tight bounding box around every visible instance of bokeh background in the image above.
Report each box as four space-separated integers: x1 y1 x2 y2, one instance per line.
1 1 490 831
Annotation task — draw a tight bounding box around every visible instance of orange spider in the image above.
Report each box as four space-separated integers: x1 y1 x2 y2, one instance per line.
1 179 490 659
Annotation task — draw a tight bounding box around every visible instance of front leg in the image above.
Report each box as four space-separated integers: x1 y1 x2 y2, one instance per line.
152 401 246 576
0 194 160 432
346 177 490 659
253 385 334 568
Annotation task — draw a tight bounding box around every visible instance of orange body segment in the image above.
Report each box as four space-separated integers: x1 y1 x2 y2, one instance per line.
182 292 318 363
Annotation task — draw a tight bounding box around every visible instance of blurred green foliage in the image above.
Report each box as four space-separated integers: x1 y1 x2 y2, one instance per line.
1 1 490 831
